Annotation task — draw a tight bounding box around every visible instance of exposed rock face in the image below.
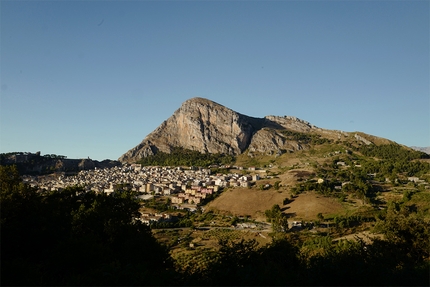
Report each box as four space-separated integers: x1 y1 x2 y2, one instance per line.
247 129 297 156
410 146 430 155
264 115 317 132
119 98 260 163
119 97 323 163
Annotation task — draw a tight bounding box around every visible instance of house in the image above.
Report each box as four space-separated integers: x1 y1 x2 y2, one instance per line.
195 192 206 199
239 175 251 182
163 188 174 195
230 180 240 187
240 181 251 188
146 183 154 192
188 197 201 204
153 185 162 194
185 188 196 195
201 188 213 194
408 177 420 183
207 185 219 192
214 179 222 186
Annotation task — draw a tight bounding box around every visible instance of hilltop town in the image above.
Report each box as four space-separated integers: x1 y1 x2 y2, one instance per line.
23 164 261 212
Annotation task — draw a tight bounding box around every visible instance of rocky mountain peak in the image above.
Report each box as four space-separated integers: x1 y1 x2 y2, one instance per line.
118 98 338 163
119 98 260 163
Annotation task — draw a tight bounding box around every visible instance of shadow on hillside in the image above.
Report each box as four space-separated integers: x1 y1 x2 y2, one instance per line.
282 198 295 205
244 116 286 132
281 206 290 212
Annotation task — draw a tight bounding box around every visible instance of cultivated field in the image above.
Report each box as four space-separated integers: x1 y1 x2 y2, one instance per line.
207 188 347 222
206 187 287 221
284 192 347 221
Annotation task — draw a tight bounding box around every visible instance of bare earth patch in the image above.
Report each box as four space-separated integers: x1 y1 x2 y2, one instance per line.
206 188 346 222
285 192 346 221
206 188 287 221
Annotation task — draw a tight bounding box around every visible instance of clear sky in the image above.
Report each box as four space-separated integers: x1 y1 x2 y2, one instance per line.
1 0 429 161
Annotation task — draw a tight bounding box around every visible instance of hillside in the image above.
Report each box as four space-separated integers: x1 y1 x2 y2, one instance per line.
117 97 430 227
0 152 120 175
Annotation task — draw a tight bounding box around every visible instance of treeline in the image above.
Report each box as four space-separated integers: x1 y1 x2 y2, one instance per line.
356 144 430 177
358 143 429 161
2 165 429 286
137 147 235 167
364 158 430 178
289 144 430 202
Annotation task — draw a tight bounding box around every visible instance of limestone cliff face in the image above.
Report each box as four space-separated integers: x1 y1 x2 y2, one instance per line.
118 98 340 163
264 115 317 132
119 98 260 163
247 129 298 156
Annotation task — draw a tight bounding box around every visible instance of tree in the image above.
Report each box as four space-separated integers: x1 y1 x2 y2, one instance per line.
0 165 22 192
265 204 289 232
274 181 281 190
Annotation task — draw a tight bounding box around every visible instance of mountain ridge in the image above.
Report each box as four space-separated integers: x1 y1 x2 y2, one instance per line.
411 146 430 155
119 97 392 163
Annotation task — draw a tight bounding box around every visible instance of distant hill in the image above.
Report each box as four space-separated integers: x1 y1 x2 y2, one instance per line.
0 152 120 175
119 97 394 163
411 146 430 154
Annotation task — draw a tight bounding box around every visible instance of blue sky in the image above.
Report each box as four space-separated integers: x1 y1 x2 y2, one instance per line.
1 1 429 161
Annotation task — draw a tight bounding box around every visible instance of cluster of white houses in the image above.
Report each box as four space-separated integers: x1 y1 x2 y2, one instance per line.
23 164 261 207
136 212 172 225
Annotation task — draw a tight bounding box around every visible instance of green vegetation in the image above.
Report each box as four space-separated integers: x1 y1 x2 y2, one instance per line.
137 147 235 167
265 204 289 232
289 143 430 204
358 143 429 161
179 223 429 286
281 130 333 145
206 228 244 241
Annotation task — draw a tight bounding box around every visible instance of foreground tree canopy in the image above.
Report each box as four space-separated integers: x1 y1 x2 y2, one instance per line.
1 165 429 286
1 165 173 285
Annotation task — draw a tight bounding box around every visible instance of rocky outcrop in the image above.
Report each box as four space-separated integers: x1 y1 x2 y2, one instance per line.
119 98 261 163
354 134 373 145
119 97 326 163
410 146 430 155
264 115 317 132
247 129 302 156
